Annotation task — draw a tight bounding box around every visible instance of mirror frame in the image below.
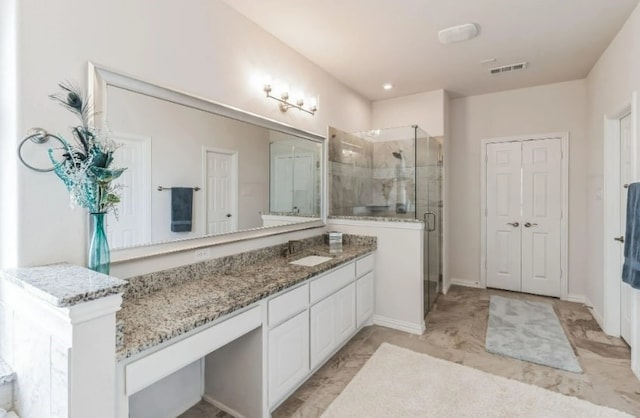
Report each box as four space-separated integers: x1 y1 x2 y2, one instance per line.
88 62 326 263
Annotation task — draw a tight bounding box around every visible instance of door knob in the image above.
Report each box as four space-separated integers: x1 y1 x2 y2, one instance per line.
226 214 232 218
506 222 519 227
524 222 538 228
614 236 625 243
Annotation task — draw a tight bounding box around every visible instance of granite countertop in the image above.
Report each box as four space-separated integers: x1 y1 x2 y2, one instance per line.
117 241 375 361
0 263 128 308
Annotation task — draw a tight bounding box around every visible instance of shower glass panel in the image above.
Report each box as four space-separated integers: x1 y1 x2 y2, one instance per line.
329 125 444 317
416 132 443 315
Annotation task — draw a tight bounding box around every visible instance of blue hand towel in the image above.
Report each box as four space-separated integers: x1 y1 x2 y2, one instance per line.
171 187 194 232
622 182 640 289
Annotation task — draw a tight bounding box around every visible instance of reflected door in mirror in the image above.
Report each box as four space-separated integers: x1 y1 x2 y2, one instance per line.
106 133 152 248
206 149 238 234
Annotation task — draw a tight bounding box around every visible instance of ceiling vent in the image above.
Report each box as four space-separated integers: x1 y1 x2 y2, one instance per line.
489 62 528 75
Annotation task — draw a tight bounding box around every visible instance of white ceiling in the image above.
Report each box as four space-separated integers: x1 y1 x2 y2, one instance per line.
223 0 639 100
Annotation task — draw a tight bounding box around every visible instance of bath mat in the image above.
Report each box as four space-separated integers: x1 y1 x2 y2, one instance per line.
486 295 582 373
321 343 628 417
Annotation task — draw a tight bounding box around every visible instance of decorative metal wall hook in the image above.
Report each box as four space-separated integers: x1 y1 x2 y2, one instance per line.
17 128 66 172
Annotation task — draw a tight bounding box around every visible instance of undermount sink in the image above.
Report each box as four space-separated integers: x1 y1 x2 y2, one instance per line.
289 255 333 267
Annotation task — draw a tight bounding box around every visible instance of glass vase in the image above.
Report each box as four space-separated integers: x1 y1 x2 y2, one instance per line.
89 212 111 275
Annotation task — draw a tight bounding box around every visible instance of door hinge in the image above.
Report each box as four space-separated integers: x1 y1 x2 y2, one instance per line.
485 154 488 162
485 207 488 216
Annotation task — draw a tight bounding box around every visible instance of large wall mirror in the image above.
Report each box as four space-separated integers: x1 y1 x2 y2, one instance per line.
89 63 325 261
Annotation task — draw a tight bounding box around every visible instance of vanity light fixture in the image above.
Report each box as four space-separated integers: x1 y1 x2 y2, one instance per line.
263 83 318 115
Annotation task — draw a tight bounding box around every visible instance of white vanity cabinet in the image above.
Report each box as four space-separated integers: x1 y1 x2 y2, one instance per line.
267 284 310 405
267 253 375 412
310 283 356 369
356 254 375 328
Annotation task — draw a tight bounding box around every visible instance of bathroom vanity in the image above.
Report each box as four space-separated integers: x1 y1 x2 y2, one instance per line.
120 234 375 417
0 234 375 418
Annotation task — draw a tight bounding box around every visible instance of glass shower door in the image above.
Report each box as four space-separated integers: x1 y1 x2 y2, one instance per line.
416 130 443 317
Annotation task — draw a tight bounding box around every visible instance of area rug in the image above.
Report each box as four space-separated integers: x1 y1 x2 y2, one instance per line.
485 295 582 373
321 343 630 417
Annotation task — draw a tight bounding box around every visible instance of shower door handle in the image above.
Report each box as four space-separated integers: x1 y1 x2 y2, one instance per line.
424 212 436 232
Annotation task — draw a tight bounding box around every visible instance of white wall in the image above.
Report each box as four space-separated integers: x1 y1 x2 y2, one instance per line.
14 0 371 269
585 4 640 321
372 89 445 136
0 0 18 269
448 80 589 298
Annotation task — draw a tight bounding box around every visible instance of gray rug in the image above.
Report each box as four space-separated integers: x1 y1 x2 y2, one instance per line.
486 295 582 373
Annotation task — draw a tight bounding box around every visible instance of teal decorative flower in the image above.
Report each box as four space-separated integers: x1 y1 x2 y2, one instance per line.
47 82 126 215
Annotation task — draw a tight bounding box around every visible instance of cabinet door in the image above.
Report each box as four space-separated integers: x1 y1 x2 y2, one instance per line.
310 295 336 370
356 272 374 327
335 283 356 343
268 310 309 406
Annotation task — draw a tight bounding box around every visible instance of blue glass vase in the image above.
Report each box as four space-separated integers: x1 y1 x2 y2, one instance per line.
89 212 111 274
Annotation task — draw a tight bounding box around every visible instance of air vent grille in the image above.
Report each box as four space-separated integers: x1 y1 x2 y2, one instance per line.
489 62 528 75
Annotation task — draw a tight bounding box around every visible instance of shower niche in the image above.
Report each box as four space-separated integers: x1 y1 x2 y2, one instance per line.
328 125 444 315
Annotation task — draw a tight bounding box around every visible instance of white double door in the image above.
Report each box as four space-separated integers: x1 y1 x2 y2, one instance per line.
486 138 563 297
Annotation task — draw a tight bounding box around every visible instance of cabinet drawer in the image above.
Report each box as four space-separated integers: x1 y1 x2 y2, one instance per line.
356 254 375 277
268 284 308 327
310 263 355 304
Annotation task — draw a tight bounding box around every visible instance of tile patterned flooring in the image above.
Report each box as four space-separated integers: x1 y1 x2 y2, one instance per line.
181 285 640 417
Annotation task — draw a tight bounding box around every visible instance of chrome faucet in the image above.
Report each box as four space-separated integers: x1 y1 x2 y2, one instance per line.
283 240 302 256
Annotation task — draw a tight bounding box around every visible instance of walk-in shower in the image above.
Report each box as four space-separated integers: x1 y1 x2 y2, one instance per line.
328 125 444 315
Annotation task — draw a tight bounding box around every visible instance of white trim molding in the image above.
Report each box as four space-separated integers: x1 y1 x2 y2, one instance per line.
372 314 425 335
479 132 569 299
603 91 638 337
449 278 483 289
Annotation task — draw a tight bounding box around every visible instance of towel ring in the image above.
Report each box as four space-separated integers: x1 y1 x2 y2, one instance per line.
17 128 66 173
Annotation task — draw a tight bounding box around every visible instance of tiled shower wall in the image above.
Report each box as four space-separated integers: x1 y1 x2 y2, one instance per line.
328 128 374 216
329 127 442 219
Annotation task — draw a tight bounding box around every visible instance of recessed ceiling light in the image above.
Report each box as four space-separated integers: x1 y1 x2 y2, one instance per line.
383 83 393 90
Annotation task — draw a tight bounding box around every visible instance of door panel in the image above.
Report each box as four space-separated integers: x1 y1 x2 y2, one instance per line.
106 134 151 248
268 310 309 406
334 284 356 343
620 113 633 344
521 138 562 297
310 296 336 370
206 151 235 234
486 142 522 292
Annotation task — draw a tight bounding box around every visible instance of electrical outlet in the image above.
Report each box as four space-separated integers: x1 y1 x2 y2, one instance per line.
194 248 211 261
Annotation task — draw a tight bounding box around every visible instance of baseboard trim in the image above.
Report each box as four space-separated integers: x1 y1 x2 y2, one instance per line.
373 315 425 335
449 278 483 289
167 394 203 418
565 294 587 304
583 296 605 332
202 394 247 418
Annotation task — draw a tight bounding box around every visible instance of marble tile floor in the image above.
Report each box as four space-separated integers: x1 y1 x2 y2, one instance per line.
181 285 640 417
